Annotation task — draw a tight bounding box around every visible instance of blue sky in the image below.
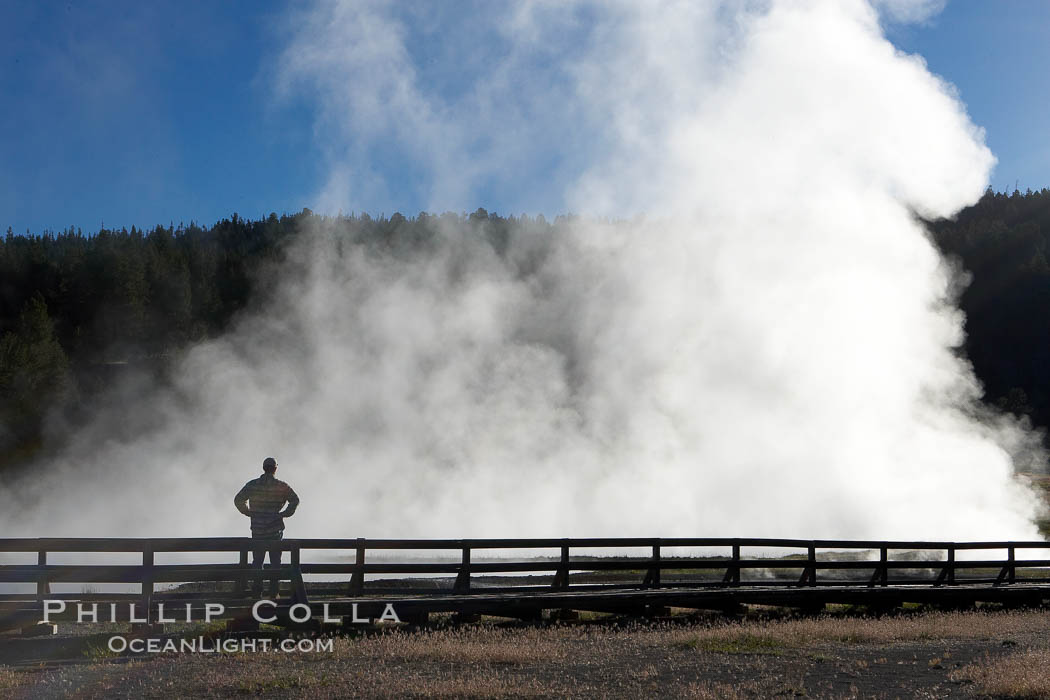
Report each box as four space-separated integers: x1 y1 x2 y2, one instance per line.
887 2 1050 196
1 0 1048 235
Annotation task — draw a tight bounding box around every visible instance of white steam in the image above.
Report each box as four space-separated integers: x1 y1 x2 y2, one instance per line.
2 0 1043 540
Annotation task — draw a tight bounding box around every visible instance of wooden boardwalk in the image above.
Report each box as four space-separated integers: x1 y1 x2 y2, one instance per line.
3 537 1050 631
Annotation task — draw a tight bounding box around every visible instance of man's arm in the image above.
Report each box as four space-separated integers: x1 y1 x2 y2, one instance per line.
234 483 252 516
278 485 300 518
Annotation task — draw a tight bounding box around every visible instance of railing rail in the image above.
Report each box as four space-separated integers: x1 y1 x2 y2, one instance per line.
3 536 1048 551
2 537 1049 613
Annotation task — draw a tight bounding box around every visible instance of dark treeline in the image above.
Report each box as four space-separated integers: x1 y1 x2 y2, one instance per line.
2 193 1050 470
928 188 1050 427
0 207 528 467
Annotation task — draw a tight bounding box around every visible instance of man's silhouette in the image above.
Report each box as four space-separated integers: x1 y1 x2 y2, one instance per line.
234 457 299 596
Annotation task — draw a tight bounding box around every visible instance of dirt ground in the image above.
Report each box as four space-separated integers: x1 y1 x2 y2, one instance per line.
2 607 1049 698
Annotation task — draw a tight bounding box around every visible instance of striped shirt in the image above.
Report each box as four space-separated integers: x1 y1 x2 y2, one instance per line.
234 473 300 537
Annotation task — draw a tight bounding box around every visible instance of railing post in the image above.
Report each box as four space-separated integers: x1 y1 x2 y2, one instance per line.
142 542 154 597
722 543 741 587
644 541 661 589
141 542 154 623
349 538 365 595
552 540 570 590
291 543 308 604
936 547 956 587
36 550 50 599
799 545 816 587
454 544 471 593
870 547 888 587
237 547 249 595
997 546 1017 587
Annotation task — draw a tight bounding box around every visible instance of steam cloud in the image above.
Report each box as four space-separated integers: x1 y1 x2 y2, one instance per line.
2 0 1043 540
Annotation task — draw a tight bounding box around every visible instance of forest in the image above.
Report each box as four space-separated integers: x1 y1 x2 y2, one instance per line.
1 190 1049 472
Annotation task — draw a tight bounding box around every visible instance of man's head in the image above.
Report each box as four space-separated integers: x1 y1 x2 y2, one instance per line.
262 457 277 473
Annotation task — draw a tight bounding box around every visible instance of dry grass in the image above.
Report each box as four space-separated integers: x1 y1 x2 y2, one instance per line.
351 626 570 664
7 609 1050 697
0 667 31 693
953 649 1050 699
679 679 772 699
668 609 1047 652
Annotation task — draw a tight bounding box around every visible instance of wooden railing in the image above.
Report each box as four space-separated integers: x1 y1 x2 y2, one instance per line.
2 537 1050 606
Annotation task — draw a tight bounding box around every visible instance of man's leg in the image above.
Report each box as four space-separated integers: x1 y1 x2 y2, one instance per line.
250 540 266 596
267 536 283 598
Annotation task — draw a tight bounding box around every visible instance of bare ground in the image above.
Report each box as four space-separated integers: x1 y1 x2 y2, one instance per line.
3 607 1050 698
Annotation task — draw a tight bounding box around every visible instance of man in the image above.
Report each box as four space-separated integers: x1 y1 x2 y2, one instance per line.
234 457 299 596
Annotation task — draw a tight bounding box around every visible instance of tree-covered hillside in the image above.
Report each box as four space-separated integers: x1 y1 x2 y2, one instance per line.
0 208 520 467
2 193 1050 470
928 188 1050 426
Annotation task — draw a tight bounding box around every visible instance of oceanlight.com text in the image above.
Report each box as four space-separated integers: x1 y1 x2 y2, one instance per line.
107 636 334 654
